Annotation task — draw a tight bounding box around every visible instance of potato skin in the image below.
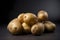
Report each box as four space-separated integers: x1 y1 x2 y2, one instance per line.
23 13 38 25
44 21 56 32
22 22 31 33
7 18 23 35
37 10 48 21
31 23 44 35
17 13 24 23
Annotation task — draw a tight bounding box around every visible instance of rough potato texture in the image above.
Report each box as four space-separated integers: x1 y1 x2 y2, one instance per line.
38 10 48 21
7 10 56 35
17 13 25 23
44 21 56 32
31 23 44 35
22 22 31 33
23 13 38 25
7 18 23 34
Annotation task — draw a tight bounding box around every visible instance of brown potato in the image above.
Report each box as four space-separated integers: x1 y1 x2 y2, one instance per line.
7 18 23 34
37 10 48 21
17 13 25 23
23 13 38 25
44 21 56 32
22 22 31 33
31 23 44 35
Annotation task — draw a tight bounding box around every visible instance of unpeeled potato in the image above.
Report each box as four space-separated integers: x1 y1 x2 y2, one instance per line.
44 21 56 32
22 22 31 33
37 10 48 21
17 13 24 23
31 23 44 35
7 10 56 35
23 13 38 25
7 18 23 34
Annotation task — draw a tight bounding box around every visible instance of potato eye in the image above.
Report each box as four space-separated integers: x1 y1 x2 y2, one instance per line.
15 27 17 30
24 16 26 18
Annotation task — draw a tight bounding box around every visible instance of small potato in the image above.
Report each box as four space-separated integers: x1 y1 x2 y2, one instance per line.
22 22 31 33
44 21 56 32
31 23 44 35
17 13 24 23
7 18 23 35
37 10 48 21
23 13 38 25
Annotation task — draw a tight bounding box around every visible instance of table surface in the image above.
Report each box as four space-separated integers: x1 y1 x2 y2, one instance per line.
0 23 60 40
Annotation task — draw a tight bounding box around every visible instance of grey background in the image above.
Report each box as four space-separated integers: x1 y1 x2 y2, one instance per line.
0 0 60 25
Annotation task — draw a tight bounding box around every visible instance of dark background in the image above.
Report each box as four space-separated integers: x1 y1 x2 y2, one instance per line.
0 0 60 40
0 0 60 25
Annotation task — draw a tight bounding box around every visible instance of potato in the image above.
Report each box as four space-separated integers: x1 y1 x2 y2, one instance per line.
7 10 56 35
44 21 56 32
37 10 48 21
22 22 31 33
23 13 38 25
17 13 24 23
31 23 44 35
7 18 23 35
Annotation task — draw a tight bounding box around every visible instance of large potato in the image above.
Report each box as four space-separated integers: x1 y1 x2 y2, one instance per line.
23 13 38 25
7 18 23 35
31 23 44 35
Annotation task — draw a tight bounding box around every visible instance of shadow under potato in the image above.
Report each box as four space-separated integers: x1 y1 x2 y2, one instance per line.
9 31 55 36
11 31 31 36
44 29 55 33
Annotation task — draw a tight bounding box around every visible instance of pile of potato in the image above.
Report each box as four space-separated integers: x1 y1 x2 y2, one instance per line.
7 10 56 35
